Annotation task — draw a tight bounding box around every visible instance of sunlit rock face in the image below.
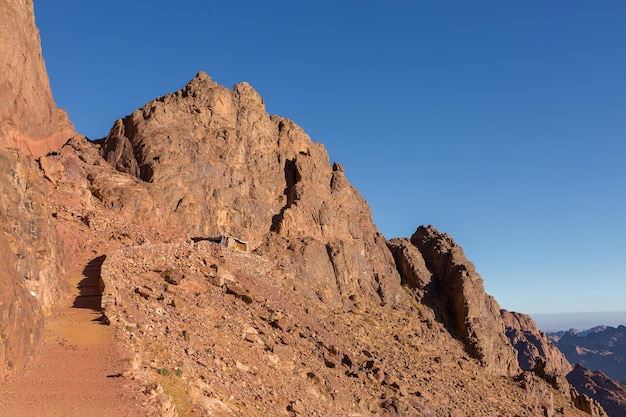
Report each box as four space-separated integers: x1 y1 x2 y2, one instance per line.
100 72 406 311
0 0 74 157
0 0 72 380
389 225 520 376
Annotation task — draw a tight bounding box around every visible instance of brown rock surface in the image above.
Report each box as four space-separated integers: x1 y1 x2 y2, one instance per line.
502 309 573 378
100 72 405 310
0 231 43 382
568 364 626 417
97 239 589 416
0 3 607 412
0 148 69 379
388 226 520 376
0 0 74 156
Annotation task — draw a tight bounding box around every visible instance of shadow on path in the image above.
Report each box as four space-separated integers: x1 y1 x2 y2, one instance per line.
73 255 106 311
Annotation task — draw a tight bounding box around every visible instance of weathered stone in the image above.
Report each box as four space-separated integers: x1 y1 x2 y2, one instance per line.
0 148 69 380
0 0 74 156
568 364 626 417
225 282 254 304
501 309 572 385
99 72 406 310
409 225 519 376
161 268 184 285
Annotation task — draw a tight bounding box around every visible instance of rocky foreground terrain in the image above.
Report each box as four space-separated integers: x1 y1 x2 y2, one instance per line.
1 1 625 416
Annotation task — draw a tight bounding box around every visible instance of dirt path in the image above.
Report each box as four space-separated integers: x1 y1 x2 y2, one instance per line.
0 258 150 417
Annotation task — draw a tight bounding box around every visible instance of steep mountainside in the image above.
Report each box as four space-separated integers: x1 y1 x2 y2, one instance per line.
502 310 626 417
502 310 573 378
99 72 405 313
555 326 626 383
0 1 619 415
91 73 601 416
0 0 71 381
0 0 74 156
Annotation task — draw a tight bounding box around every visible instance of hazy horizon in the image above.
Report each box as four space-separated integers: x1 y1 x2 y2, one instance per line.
529 310 626 333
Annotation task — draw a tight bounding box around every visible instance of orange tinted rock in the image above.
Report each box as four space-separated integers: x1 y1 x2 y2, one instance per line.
0 0 74 156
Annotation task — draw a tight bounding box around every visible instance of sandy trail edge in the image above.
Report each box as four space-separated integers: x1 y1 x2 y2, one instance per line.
0 267 148 417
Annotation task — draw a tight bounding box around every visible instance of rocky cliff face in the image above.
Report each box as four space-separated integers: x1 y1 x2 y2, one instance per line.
0 0 74 157
0 0 71 380
568 364 626 417
388 226 519 376
0 227 43 382
100 72 405 311
501 310 573 378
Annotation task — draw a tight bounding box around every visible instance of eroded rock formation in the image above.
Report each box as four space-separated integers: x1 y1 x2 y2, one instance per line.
0 0 74 156
0 2 612 414
389 226 519 376
502 310 572 378
0 0 72 380
99 72 406 311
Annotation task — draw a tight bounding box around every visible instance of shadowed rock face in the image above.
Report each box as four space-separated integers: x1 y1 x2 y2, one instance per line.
501 308 626 417
100 72 406 310
388 226 519 376
556 325 626 384
568 364 626 417
0 0 74 156
502 310 573 376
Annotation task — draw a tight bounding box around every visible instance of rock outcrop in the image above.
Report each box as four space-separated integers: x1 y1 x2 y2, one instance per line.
501 309 626 417
0 149 68 312
502 310 572 379
0 0 74 157
389 226 519 376
0 0 73 381
100 72 405 311
568 364 626 417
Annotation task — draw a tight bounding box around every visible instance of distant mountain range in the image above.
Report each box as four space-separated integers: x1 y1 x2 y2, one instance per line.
533 311 626 333
549 325 626 384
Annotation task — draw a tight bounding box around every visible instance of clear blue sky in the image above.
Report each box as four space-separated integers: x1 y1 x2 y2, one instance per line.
34 1 626 315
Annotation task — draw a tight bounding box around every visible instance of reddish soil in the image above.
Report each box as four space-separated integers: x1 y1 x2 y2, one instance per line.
0 262 149 417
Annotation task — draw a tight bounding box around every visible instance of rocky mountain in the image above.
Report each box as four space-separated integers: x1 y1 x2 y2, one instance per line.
0 0 74 156
0 0 71 381
388 229 519 376
501 310 626 417
0 0 621 415
502 310 573 380
568 364 626 417
555 325 626 384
